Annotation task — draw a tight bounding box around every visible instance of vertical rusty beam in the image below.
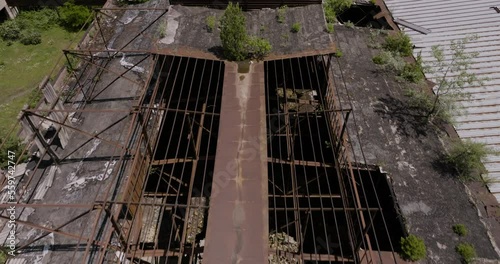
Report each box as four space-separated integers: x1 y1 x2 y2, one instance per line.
177 103 206 263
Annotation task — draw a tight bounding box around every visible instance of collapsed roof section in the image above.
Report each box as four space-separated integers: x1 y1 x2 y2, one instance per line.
0 2 407 263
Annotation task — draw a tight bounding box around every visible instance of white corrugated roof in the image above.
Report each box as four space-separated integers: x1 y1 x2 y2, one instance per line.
384 0 500 201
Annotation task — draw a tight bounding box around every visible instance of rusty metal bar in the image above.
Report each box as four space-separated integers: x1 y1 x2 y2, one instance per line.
63 50 143 86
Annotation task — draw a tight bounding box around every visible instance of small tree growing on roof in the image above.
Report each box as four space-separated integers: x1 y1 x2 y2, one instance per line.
220 2 248 61
406 35 485 123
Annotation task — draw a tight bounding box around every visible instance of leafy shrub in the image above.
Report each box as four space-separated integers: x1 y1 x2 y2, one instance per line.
206 15 217 33
291 22 301 33
0 20 22 41
345 20 354 28
277 5 287 23
27 88 43 108
58 1 92 31
445 140 493 181
157 21 166 38
17 8 58 31
383 32 413 56
324 0 352 23
246 36 271 60
400 60 424 83
20 30 42 45
374 51 405 71
372 54 386 64
326 23 334 33
334 50 343 57
220 3 248 61
452 224 468 237
400 235 426 261
456 243 476 264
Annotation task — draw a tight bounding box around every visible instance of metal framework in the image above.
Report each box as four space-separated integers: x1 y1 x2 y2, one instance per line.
0 4 403 264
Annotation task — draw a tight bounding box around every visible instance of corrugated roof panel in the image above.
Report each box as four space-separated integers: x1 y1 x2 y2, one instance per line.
384 0 500 202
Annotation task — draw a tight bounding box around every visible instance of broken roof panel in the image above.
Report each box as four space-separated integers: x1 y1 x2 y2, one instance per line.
384 0 500 201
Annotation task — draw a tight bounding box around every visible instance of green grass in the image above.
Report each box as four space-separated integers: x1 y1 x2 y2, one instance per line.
0 26 83 138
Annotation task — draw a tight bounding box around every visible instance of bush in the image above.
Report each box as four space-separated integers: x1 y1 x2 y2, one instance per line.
445 140 493 181
291 22 301 33
324 0 352 23
452 224 468 237
65 54 80 73
456 243 476 264
206 15 217 33
277 5 287 23
58 1 92 31
220 3 248 61
345 20 354 28
372 54 386 64
400 235 426 261
246 36 271 60
383 32 413 57
17 8 58 31
27 87 43 109
0 20 22 41
334 50 343 57
374 51 405 72
400 60 424 83
20 30 42 45
326 23 334 33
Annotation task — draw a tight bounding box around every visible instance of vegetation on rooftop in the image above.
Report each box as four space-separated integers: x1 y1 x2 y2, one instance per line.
456 243 476 264
400 234 427 261
291 22 301 33
220 2 271 61
276 5 287 24
206 15 217 33
444 140 495 182
323 0 352 24
372 33 424 84
452 224 468 237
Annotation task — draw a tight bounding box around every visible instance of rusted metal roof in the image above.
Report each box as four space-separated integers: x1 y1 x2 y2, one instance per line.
203 62 269 263
384 0 500 201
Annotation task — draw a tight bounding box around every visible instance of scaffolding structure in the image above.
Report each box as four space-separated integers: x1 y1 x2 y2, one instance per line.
0 4 403 264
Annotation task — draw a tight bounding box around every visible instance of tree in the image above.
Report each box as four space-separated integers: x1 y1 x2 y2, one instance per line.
415 35 484 122
220 3 248 61
58 1 92 31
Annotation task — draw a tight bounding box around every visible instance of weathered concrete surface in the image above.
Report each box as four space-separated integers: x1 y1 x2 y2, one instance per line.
332 26 499 263
159 4 333 58
204 62 268 263
4 1 169 263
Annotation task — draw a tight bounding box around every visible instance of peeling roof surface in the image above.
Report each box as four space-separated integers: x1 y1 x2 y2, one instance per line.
384 0 500 201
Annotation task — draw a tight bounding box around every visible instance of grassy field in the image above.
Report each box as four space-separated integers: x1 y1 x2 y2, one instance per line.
0 26 84 138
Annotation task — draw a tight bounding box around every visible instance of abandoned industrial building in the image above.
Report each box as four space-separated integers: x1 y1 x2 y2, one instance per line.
0 0 499 263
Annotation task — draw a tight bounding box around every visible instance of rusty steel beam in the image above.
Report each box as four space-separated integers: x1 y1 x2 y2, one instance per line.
90 54 151 101
0 215 105 246
268 158 334 167
17 209 94 250
63 50 144 86
23 111 128 152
